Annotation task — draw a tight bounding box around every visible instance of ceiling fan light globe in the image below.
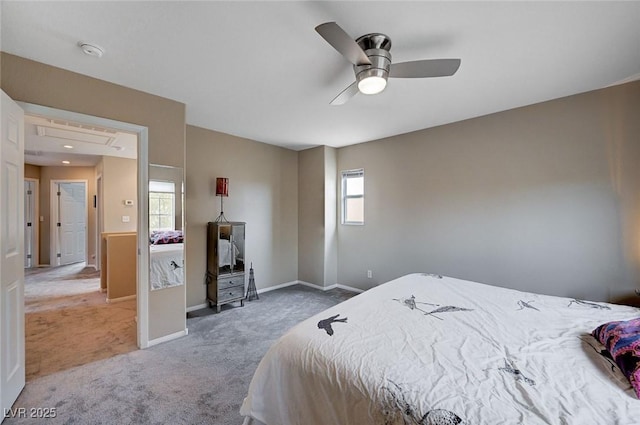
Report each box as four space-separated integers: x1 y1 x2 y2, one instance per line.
358 76 387 95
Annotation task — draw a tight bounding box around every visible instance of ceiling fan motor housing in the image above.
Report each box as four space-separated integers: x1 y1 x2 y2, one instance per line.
354 33 392 93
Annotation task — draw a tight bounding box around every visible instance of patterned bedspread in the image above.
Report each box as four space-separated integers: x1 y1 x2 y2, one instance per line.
240 273 640 424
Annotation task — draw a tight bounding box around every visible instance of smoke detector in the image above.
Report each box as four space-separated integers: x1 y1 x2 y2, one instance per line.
78 42 104 58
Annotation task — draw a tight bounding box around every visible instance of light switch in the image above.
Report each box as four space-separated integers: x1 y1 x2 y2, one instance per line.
122 215 130 223
40 216 44 222
124 200 134 206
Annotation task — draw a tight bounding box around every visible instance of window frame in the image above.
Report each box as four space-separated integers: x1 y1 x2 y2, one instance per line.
148 180 176 232
341 168 364 225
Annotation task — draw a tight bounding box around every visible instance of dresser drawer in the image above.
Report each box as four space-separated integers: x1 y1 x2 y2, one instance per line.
218 284 244 302
218 275 244 290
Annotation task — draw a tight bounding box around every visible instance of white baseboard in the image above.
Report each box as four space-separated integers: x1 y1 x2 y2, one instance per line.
336 283 365 294
186 303 208 313
256 280 299 294
106 294 136 303
147 328 188 348
186 280 358 308
256 280 365 294
297 280 332 291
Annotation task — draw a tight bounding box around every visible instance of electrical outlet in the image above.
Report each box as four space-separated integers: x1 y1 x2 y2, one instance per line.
367 270 372 279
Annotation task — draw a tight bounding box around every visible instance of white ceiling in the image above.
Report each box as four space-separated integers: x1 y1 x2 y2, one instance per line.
2 1 639 151
23 114 137 167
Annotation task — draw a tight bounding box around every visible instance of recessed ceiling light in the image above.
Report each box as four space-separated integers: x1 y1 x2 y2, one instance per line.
62 160 70 165
63 145 74 149
78 42 104 58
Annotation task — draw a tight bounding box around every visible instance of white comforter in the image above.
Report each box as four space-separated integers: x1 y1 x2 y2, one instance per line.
241 273 640 425
218 239 240 267
149 243 183 290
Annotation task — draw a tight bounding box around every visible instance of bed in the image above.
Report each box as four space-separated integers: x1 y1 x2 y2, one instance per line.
218 238 240 267
149 230 184 290
240 273 640 424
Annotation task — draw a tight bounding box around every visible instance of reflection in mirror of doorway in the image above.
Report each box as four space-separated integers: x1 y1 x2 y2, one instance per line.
149 164 184 291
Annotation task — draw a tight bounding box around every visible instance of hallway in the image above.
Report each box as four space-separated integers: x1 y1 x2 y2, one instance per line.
25 263 137 381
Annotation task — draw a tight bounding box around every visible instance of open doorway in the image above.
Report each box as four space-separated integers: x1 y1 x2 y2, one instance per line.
20 104 146 380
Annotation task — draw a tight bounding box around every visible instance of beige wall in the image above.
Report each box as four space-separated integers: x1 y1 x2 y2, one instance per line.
100 156 137 233
2 53 187 341
185 125 298 308
298 146 338 287
337 81 640 302
24 163 40 179
7 52 638 317
324 147 338 287
298 146 325 285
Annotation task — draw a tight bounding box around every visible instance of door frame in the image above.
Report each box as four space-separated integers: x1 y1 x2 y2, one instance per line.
17 101 150 349
95 174 103 271
49 179 88 267
24 177 39 268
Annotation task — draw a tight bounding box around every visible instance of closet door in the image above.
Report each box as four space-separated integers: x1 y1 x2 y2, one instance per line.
57 182 86 265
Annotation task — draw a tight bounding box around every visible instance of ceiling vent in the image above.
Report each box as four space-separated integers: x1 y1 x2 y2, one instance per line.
49 119 117 134
36 124 117 146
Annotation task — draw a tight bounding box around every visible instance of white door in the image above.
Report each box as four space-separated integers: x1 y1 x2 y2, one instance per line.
24 180 36 268
57 182 86 265
0 91 26 416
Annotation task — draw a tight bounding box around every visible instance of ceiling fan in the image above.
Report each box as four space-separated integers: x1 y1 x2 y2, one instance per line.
315 22 461 105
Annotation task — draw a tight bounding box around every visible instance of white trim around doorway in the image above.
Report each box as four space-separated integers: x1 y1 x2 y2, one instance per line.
17 101 150 349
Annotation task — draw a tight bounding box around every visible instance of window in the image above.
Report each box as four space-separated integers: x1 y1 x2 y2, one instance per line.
149 180 175 232
341 169 364 225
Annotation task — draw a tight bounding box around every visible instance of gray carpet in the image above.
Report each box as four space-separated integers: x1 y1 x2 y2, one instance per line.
24 263 137 381
5 285 355 425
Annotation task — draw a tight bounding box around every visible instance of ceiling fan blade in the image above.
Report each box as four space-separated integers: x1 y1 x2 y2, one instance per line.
330 82 359 106
389 58 461 78
315 22 372 66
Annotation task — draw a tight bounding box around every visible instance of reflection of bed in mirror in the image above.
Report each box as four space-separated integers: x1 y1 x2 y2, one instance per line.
149 230 184 290
218 239 240 267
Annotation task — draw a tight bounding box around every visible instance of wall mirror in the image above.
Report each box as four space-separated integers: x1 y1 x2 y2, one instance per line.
149 164 184 290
